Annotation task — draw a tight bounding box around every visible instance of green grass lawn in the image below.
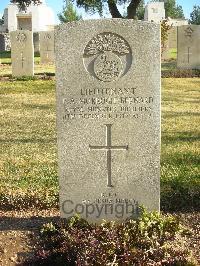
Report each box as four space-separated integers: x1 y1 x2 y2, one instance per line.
0 51 55 76
0 78 199 210
169 48 177 60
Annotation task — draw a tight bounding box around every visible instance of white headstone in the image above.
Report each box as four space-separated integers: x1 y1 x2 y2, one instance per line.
177 25 200 69
40 31 54 63
56 20 161 223
10 30 34 76
5 2 55 32
144 2 165 23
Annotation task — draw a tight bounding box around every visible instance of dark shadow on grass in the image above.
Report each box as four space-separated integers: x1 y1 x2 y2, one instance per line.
163 111 200 118
162 132 200 143
22 104 55 110
161 181 200 212
0 216 60 231
35 72 55 76
0 62 11 65
161 61 177 70
0 138 56 144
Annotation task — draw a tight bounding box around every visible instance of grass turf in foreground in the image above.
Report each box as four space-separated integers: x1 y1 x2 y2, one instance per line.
0 80 58 208
161 78 200 211
0 78 199 210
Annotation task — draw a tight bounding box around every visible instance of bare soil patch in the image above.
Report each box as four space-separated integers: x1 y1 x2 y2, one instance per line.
0 209 59 265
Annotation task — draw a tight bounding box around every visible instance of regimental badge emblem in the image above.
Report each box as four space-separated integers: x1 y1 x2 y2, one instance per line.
16 33 27 43
44 33 52 40
83 32 132 82
184 26 194 38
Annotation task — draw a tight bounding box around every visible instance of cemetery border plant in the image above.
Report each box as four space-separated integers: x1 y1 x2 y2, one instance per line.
189 5 200 25
23 210 196 265
161 19 172 56
162 68 200 78
58 0 82 23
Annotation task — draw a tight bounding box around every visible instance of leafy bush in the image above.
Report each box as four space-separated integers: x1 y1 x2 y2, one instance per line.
15 76 38 81
162 69 200 78
23 210 196 265
161 20 172 56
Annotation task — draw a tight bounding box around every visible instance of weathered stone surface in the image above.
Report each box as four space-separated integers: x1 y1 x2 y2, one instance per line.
0 33 11 52
0 34 5 51
33 32 40 53
168 27 177 49
177 25 200 69
56 20 161 223
162 27 177 61
40 31 54 63
10 30 34 76
144 2 165 23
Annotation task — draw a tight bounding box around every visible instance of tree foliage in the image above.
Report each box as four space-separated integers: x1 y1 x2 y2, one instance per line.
0 15 4 26
11 0 41 11
58 0 82 23
75 0 142 18
11 0 143 19
161 19 171 55
136 0 145 20
150 0 184 19
161 0 184 19
189 5 200 25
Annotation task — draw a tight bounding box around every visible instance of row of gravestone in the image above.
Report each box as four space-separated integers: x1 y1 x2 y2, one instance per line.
55 20 199 222
4 20 199 223
9 31 55 76
163 25 200 69
9 25 200 77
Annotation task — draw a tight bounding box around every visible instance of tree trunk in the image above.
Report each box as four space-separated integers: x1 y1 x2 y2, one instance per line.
127 0 141 19
107 0 123 18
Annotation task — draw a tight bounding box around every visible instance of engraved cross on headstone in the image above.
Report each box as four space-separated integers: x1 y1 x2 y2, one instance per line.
89 124 128 187
184 47 192 63
20 51 25 68
44 35 52 60
46 45 52 59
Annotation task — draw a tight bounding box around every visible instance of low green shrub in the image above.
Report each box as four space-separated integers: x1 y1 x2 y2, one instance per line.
15 76 38 81
162 69 200 78
23 209 196 265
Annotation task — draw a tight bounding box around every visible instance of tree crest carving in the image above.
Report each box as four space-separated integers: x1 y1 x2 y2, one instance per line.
83 32 132 82
84 33 130 56
16 33 27 43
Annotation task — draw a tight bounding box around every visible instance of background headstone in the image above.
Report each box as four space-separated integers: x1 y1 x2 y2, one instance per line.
168 27 177 50
0 33 10 52
40 31 54 64
177 25 200 69
33 32 40 53
162 27 177 61
162 43 170 61
56 20 161 222
144 2 165 23
10 30 34 76
0 34 6 51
